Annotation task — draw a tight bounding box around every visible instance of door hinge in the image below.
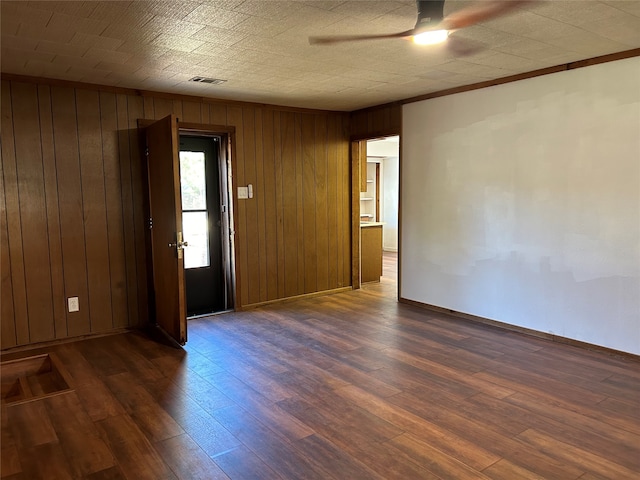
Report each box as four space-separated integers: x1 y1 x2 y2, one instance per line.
145 147 149 156
148 217 153 229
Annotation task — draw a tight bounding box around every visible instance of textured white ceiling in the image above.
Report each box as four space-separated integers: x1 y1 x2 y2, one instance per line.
2 1 639 111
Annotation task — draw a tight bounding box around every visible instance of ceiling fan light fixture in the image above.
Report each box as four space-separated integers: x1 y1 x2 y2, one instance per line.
412 29 449 45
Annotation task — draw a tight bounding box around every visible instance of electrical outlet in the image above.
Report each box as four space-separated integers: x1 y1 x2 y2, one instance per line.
68 297 79 313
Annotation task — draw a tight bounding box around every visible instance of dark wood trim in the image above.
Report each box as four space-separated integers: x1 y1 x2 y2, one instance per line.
138 119 235 134
402 65 567 104
176 122 236 135
0 74 344 115
355 48 640 113
0 328 134 358
399 297 640 360
0 73 141 96
351 128 401 142
566 48 640 69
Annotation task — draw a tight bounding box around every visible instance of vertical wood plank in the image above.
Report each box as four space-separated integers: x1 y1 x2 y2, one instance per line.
281 112 298 298
390 105 402 133
12 82 55 342
262 109 278 301
273 111 286 299
125 94 148 326
359 140 367 192
210 104 227 125
201 103 210 124
227 106 248 307
242 107 260 305
153 98 173 119
100 91 128 329
301 114 317 294
51 85 91 337
76 89 113 333
335 116 344 289
254 108 268 303
315 115 329 292
38 84 67 339
333 114 345 288
342 116 352 288
351 140 361 289
1 81 28 346
1 158 17 348
326 114 339 290
172 99 183 120
181 101 201 123
350 110 367 138
295 114 305 295
142 96 154 120
116 94 138 328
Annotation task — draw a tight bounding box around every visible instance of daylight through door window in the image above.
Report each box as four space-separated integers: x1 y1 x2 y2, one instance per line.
179 151 210 269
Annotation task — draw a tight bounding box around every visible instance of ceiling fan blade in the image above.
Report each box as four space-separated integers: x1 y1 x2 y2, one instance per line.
446 35 483 57
309 30 414 45
442 0 534 30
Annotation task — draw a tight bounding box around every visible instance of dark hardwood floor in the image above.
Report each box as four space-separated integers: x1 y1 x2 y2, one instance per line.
2 257 639 479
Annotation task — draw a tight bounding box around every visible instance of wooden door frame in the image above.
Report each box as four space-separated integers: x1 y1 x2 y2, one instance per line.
350 133 401 297
178 122 238 312
139 119 240 318
350 139 368 290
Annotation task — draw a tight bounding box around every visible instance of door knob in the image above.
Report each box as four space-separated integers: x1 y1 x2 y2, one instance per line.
168 241 189 249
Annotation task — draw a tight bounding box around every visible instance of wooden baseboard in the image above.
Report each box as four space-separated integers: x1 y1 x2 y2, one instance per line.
239 287 353 311
399 297 639 361
0 328 135 357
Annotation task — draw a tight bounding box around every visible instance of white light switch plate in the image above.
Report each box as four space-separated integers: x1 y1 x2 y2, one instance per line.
238 186 249 199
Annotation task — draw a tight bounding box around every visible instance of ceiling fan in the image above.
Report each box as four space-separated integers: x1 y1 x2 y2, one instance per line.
309 0 533 54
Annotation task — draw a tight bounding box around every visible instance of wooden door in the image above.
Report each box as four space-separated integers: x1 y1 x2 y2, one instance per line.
145 115 187 345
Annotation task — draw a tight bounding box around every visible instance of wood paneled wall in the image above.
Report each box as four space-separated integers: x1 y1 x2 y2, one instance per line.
1 78 351 349
350 103 402 140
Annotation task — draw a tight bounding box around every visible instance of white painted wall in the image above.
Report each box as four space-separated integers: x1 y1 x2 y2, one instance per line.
381 157 399 251
401 57 640 355
368 137 400 251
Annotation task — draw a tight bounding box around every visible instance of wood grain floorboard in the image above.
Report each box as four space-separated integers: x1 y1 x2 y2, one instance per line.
2 254 638 479
43 392 115 477
155 434 230 480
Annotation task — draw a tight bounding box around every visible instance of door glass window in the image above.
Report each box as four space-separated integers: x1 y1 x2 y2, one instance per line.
182 211 209 269
180 152 206 209
180 151 209 269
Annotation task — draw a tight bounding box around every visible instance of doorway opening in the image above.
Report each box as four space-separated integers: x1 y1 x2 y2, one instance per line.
352 135 400 296
366 136 399 284
179 135 234 317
